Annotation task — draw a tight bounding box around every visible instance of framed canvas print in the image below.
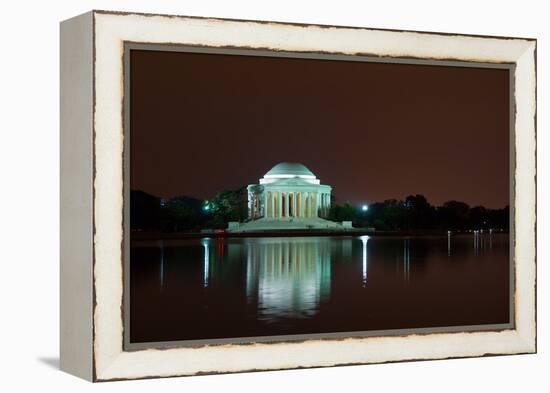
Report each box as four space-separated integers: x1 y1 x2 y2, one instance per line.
60 10 537 381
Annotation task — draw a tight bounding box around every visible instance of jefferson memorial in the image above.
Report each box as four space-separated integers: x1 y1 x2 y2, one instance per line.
229 162 349 232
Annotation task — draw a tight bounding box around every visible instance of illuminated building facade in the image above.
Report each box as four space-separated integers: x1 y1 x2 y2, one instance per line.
247 162 332 220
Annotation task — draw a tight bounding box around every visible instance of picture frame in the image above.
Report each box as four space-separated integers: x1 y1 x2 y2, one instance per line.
60 10 536 381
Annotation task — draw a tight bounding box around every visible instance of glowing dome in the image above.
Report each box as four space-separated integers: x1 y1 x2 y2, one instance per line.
264 162 315 178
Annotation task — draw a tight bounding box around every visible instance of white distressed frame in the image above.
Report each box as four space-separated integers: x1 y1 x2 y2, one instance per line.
61 10 536 381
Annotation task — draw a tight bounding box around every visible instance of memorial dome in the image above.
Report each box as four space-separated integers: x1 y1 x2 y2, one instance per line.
264 162 315 178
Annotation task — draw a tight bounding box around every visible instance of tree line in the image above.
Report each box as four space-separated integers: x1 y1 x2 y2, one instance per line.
131 189 508 233
131 188 248 232
330 194 509 232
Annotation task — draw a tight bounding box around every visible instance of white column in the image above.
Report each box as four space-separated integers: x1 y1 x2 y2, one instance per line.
269 192 274 218
314 192 321 217
318 193 321 217
278 192 282 219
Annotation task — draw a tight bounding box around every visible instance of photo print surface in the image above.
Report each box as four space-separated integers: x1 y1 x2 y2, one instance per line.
127 47 511 345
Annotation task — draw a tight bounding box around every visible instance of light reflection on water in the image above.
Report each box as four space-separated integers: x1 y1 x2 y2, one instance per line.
360 235 369 287
196 236 416 320
191 234 499 320
130 234 509 342
201 238 210 288
193 236 368 320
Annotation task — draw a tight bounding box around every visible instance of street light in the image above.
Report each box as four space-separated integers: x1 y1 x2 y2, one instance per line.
361 204 369 212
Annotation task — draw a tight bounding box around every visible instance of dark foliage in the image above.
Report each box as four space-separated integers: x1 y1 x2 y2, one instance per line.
132 188 509 233
131 190 207 232
161 195 207 231
131 187 248 232
328 202 358 222
335 194 509 232
204 186 248 229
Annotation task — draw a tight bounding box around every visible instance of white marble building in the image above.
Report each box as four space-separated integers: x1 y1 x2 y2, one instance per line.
227 162 348 232
247 162 332 220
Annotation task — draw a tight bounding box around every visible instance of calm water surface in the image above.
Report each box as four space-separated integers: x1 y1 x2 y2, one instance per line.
130 234 509 343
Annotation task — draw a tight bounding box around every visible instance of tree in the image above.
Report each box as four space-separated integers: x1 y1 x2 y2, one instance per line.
469 206 488 229
488 205 509 230
437 200 470 230
404 194 436 229
380 199 407 230
206 186 248 229
162 195 206 231
328 202 358 222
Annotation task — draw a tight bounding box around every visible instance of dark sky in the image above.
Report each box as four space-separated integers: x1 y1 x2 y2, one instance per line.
130 49 510 208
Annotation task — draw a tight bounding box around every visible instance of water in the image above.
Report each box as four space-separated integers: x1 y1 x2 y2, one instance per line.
130 234 510 343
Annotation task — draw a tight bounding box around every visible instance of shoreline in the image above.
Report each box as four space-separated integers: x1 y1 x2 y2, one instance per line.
131 228 509 240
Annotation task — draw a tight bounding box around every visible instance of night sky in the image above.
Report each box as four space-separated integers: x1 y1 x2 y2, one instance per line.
130 49 510 208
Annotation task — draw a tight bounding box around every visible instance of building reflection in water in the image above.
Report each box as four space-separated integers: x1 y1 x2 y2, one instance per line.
196 236 372 321
131 233 510 343
245 237 332 321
